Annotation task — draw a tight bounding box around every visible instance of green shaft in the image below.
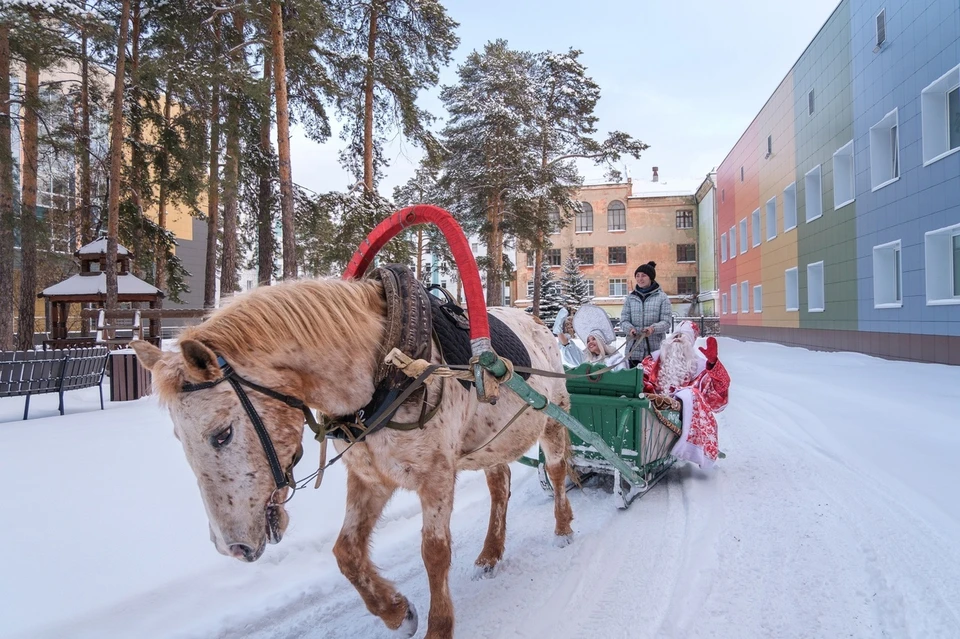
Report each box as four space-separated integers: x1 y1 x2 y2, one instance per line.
479 352 645 486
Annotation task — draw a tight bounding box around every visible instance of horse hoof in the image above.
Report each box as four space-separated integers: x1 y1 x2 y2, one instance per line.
553 532 574 548
472 561 501 580
395 599 418 638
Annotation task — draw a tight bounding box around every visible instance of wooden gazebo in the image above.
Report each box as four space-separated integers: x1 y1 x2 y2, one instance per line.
38 238 164 348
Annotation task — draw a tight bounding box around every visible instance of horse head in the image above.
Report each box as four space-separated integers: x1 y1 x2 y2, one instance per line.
132 338 307 561
130 279 386 563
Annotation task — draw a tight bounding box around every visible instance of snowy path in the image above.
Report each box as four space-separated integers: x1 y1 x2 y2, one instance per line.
3 339 960 639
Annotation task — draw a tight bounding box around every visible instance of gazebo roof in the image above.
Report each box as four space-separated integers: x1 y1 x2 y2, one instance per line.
40 273 163 300
76 238 131 257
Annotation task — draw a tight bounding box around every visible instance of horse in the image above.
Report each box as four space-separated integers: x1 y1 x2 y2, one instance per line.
131 276 575 639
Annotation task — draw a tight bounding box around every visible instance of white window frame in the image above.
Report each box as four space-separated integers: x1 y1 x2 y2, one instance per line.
921 64 960 165
924 223 960 305
584 279 595 298
785 267 799 311
807 261 825 312
753 285 763 313
609 278 628 297
729 225 737 261
721 293 728 315
741 281 750 313
765 196 777 241
870 108 900 190
804 165 823 223
876 8 886 48
783 182 798 232
730 283 738 314
872 239 903 308
751 208 761 247
833 141 855 208
720 232 728 263
739 218 748 254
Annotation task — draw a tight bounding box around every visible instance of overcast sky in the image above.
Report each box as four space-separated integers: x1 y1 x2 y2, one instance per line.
289 0 843 196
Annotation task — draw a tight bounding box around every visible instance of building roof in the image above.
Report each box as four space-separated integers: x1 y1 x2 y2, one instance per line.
627 178 700 198
76 238 131 256
40 273 163 298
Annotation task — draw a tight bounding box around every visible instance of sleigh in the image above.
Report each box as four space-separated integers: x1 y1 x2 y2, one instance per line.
345 205 682 508
519 363 682 508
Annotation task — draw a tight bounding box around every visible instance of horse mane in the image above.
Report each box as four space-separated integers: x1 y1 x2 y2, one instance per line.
178 278 386 365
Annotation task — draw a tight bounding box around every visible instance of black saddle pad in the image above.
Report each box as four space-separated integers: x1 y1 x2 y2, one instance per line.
429 293 531 389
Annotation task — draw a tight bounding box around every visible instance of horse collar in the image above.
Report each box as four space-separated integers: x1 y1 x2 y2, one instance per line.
180 354 313 492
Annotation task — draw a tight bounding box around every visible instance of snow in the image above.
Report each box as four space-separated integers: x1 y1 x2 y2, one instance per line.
40 273 162 297
77 238 131 256
2 339 959 638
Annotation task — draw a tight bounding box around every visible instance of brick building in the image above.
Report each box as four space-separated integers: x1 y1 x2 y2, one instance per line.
515 177 699 317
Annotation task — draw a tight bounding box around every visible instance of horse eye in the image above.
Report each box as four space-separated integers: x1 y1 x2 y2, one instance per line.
210 425 234 449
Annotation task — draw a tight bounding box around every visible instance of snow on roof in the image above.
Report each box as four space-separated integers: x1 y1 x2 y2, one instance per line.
40 273 162 297
77 238 131 256
628 178 700 198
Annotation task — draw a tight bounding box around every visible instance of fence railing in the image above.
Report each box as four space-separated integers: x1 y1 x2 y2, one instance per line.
671 315 720 336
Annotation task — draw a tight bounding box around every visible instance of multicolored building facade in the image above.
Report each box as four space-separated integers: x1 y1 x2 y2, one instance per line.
717 0 960 364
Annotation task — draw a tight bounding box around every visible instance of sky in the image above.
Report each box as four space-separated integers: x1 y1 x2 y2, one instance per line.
289 0 844 197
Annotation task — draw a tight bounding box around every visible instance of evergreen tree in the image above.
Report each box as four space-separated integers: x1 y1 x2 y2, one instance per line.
526 49 648 317
525 260 563 325
438 40 539 307
561 254 592 309
330 0 459 193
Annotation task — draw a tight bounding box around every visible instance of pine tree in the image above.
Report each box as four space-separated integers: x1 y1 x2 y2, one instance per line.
438 40 539 307
561 254 592 310
330 0 459 193
525 49 648 317
526 260 563 325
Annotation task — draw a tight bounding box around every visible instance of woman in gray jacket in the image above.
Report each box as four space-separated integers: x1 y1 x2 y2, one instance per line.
620 261 672 368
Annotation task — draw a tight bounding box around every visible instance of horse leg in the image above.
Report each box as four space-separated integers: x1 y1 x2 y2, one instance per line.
474 463 511 577
539 416 575 544
333 470 416 636
418 468 456 639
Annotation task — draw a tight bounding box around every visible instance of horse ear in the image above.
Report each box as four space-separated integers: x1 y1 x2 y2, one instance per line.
179 340 222 382
130 340 163 371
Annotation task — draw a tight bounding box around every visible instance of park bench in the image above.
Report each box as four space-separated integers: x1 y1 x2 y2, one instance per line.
0 347 110 420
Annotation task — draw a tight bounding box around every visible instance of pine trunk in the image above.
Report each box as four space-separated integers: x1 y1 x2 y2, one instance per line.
106 0 131 311
0 24 14 350
79 29 92 245
257 51 273 286
363 1 378 193
155 80 171 293
531 245 543 318
271 1 296 279
129 0 143 213
16 62 40 350
485 191 502 307
219 12 244 298
204 79 221 309
416 227 423 280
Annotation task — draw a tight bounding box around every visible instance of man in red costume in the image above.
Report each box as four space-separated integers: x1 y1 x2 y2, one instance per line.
641 321 730 468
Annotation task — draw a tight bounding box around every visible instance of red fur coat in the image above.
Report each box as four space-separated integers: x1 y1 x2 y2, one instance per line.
641 351 730 467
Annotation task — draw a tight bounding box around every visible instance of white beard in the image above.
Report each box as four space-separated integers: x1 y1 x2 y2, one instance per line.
657 334 698 392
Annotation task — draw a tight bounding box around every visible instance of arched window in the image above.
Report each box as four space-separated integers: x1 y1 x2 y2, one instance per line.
576 202 593 232
607 200 626 231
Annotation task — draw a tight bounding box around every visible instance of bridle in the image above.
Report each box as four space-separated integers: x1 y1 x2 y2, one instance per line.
180 355 318 501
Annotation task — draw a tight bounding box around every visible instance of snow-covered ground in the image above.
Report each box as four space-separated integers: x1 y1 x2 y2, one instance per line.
2 338 959 639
